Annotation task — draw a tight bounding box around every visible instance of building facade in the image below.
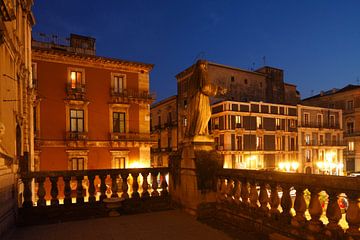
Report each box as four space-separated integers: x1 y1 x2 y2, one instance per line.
175 61 300 145
32 33 155 171
297 105 344 175
209 100 298 171
150 95 177 167
0 0 35 237
302 85 360 173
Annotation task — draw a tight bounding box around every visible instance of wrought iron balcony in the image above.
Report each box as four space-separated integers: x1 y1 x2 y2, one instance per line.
65 83 86 100
302 140 345 147
110 88 155 103
110 132 154 142
66 131 88 140
299 122 340 129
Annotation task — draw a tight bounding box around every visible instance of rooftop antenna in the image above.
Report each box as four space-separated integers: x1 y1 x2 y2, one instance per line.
356 77 359 85
262 56 266 66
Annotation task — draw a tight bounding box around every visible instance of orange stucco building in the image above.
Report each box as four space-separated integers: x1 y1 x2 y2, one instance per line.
32 33 155 171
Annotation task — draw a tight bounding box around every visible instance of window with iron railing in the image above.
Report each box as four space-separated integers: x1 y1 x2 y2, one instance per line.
113 112 126 133
70 109 84 132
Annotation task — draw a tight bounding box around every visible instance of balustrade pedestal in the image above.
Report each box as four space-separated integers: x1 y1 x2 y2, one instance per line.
170 136 216 215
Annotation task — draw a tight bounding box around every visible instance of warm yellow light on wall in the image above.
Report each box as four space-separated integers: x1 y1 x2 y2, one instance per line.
278 161 299 172
128 160 146 168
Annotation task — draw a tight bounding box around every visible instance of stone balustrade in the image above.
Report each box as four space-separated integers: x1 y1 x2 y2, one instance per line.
217 169 360 239
20 168 169 208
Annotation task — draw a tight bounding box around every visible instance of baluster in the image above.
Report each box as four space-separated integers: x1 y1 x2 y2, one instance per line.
291 186 307 228
259 182 269 214
76 175 84 204
22 176 33 208
99 174 107 201
240 178 249 206
324 190 342 239
249 180 258 209
280 184 292 223
218 177 227 201
110 174 119 198
141 172 150 198
160 171 168 197
87 174 96 203
50 176 59 206
131 172 140 199
151 171 159 197
345 192 360 238
233 179 241 204
63 176 72 205
226 178 234 203
120 172 129 199
36 177 46 207
307 188 323 233
269 183 280 218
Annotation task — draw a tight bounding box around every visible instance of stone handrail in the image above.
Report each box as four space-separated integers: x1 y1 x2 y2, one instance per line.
217 169 360 239
21 168 169 208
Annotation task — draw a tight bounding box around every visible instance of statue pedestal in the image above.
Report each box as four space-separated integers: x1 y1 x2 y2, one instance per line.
171 136 216 215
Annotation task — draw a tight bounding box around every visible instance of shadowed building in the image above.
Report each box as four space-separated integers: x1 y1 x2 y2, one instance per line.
150 95 178 167
302 84 360 174
32 33 155 171
0 0 35 237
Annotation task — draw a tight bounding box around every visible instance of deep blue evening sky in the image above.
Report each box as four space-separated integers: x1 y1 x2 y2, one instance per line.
33 1 360 101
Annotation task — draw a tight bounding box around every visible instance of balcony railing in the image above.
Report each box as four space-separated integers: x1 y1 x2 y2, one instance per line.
20 168 169 208
302 140 345 147
299 122 340 129
110 88 155 102
66 131 88 140
216 169 360 239
66 83 86 99
111 132 154 142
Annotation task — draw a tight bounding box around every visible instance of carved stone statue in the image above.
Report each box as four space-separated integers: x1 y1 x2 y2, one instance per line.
185 60 225 137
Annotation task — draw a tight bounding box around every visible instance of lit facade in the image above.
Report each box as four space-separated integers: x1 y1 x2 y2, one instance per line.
210 101 298 170
302 85 360 173
150 95 177 167
297 105 344 175
32 33 155 171
0 0 35 237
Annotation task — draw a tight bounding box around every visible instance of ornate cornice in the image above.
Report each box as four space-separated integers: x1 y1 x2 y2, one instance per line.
32 47 154 73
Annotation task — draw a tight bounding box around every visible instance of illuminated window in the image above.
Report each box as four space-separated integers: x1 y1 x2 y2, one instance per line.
70 109 84 132
235 115 241 128
70 71 82 89
71 157 84 170
348 141 355 151
290 119 296 128
114 157 125 169
256 116 262 128
256 136 262 150
183 117 187 127
305 134 310 145
276 137 281 150
276 118 280 129
347 100 354 110
113 75 125 93
113 112 126 133
214 117 219 129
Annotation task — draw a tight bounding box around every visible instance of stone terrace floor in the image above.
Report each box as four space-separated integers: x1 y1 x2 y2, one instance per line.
5 210 232 240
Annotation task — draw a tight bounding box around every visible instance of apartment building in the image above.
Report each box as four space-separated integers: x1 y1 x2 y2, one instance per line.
32 33 155 171
210 101 298 170
297 105 344 175
302 85 360 173
175 60 300 145
150 95 177 167
0 0 35 237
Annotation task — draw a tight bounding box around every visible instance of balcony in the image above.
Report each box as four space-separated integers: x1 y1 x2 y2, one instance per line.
66 131 88 140
66 83 86 100
111 132 155 143
302 140 345 147
110 88 155 104
299 122 340 129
